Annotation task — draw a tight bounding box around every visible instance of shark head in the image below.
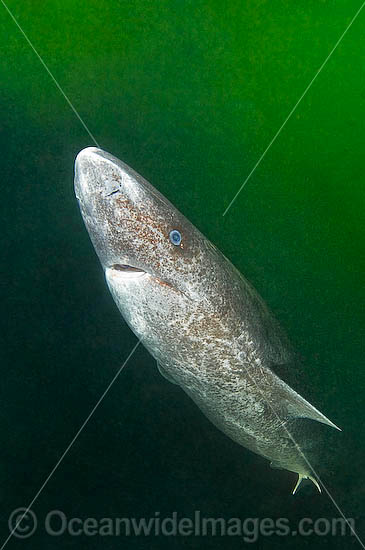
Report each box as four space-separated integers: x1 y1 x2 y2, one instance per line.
74 147 226 314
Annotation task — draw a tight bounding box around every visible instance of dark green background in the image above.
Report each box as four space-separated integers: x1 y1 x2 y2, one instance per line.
0 1 364 548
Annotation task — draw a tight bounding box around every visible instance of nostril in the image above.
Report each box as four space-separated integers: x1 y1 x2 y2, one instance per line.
103 176 121 197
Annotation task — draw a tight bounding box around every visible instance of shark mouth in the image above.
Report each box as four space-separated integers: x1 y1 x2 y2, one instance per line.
108 263 190 298
110 264 147 278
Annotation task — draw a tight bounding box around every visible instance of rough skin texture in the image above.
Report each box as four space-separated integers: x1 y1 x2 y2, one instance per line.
74 147 338 490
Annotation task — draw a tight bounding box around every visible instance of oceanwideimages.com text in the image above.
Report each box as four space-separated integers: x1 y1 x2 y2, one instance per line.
8 508 355 543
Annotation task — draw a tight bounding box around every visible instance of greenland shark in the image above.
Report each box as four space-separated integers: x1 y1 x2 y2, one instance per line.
74 147 340 494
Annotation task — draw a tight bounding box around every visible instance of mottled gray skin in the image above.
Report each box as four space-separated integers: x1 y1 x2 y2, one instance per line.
74 147 339 492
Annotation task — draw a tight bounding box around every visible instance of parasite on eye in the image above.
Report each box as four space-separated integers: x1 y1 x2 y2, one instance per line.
169 229 182 246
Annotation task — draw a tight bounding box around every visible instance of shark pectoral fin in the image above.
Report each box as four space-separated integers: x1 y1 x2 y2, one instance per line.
270 461 283 470
280 380 341 431
292 474 321 495
157 362 179 385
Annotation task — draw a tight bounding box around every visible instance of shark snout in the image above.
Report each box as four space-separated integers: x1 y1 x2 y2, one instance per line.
74 147 143 206
75 147 116 201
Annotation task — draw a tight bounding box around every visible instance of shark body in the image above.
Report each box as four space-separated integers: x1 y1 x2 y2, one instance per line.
74 147 339 493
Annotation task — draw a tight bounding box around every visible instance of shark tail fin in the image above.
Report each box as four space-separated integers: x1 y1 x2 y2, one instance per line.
292 473 321 495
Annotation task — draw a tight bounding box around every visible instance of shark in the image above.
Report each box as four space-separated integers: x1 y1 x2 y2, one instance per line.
74 147 340 494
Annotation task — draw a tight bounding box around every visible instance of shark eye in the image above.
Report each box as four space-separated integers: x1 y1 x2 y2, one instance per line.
169 229 182 246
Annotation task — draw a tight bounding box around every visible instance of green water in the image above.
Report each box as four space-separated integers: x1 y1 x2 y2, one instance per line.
1 1 364 548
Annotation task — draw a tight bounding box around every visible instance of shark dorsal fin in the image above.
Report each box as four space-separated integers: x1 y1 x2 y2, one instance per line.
272 373 341 431
284 387 341 431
